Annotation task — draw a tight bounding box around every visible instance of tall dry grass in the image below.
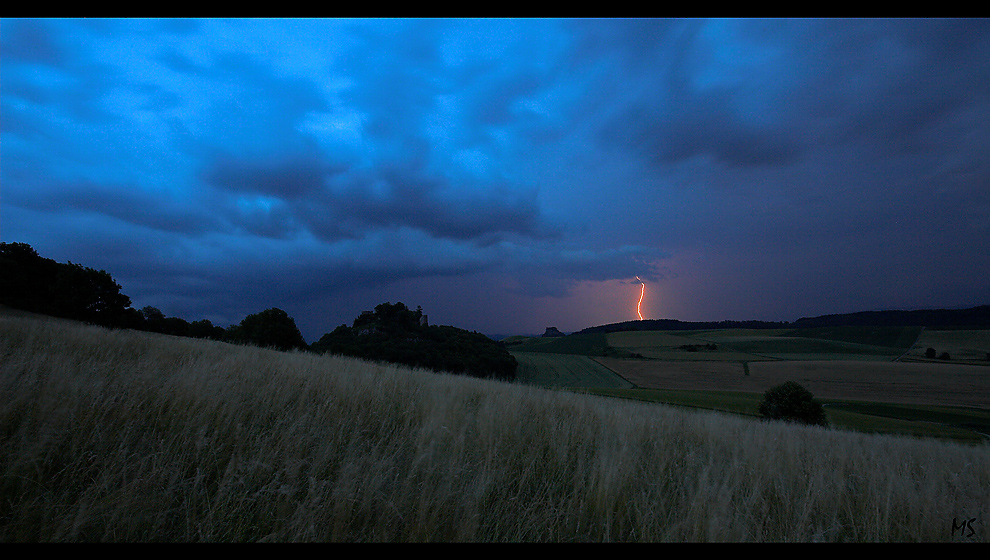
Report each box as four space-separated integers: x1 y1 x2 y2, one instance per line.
1 312 987 542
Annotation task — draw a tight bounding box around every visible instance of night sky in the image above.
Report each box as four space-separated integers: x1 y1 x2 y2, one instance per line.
3 18 989 342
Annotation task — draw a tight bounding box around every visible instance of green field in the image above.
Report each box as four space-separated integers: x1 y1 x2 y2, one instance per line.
510 351 633 389
603 327 918 361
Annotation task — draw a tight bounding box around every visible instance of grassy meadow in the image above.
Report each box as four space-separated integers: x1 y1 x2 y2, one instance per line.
2 310 990 542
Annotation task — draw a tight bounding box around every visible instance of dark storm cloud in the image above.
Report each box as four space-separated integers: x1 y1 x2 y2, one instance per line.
587 18 805 169
600 91 805 168
2 18 67 66
161 49 332 159
199 154 552 245
203 152 334 200
190 19 561 246
778 19 990 156
2 19 120 124
7 179 221 235
500 243 670 299
3 18 988 337
588 18 990 173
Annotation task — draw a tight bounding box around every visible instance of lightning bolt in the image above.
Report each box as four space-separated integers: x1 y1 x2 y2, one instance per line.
635 276 645 321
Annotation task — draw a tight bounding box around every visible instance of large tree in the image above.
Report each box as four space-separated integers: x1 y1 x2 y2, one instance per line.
0 242 131 328
227 307 308 351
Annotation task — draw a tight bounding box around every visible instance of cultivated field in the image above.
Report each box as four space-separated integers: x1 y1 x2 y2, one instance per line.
606 328 912 361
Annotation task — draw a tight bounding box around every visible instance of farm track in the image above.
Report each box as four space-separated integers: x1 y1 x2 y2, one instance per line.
894 326 926 362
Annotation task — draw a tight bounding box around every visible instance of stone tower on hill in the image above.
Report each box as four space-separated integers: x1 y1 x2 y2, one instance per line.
542 326 564 337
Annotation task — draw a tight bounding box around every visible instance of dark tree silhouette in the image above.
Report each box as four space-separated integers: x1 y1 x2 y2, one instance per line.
0 243 131 328
188 318 226 341
0 242 60 314
227 307 308 351
50 262 133 327
139 306 168 332
758 381 829 427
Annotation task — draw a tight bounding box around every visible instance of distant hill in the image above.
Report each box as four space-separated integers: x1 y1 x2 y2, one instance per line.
579 305 990 334
790 306 990 329
579 318 790 334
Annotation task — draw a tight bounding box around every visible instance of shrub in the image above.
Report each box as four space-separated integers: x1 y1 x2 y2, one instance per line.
926 347 937 359
758 381 829 427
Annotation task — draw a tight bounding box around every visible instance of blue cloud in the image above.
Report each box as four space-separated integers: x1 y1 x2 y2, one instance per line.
3 18 989 337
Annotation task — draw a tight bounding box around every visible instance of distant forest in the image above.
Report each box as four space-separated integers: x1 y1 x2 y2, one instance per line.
0 242 516 381
579 306 990 334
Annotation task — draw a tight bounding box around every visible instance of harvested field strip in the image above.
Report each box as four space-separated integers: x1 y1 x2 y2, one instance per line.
624 349 769 361
705 336 903 358
607 330 905 361
748 360 990 409
606 330 717 348
592 358 750 391
606 331 769 361
593 358 990 410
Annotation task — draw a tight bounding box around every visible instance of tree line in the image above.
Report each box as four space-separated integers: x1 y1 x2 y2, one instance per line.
0 242 515 380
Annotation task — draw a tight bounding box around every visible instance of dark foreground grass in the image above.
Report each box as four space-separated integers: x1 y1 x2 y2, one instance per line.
4 312 989 541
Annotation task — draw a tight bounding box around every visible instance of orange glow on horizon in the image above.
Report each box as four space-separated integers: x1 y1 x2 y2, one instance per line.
636 276 645 320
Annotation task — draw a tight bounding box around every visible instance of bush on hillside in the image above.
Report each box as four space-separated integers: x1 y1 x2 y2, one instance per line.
758 381 829 427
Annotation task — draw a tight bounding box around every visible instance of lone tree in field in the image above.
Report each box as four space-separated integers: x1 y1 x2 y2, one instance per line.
758 381 829 427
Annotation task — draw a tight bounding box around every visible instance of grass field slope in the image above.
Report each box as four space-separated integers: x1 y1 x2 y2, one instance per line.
3 310 989 541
